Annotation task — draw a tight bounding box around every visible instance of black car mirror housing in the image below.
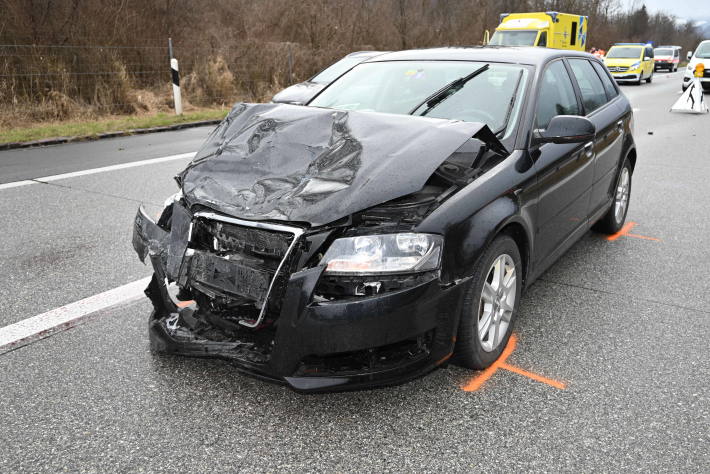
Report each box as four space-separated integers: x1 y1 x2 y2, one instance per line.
534 115 596 145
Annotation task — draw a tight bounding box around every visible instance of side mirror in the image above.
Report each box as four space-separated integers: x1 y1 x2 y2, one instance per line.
644 56 652 61
687 51 693 61
534 115 596 145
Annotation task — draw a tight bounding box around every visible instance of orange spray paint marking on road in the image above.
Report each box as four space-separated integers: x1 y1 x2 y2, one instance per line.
461 334 566 391
605 221 660 242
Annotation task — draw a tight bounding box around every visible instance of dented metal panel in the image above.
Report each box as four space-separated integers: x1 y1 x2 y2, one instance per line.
179 103 488 226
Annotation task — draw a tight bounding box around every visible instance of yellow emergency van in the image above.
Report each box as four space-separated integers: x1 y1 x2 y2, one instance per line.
488 12 588 51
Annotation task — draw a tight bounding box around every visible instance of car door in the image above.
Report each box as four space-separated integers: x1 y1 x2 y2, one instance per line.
531 59 595 266
568 58 625 215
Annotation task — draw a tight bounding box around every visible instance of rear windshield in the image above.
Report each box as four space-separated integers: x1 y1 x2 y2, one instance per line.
654 48 672 56
607 47 642 59
489 30 538 46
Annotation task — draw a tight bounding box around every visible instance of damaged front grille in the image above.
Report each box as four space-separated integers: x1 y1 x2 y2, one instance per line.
184 211 305 328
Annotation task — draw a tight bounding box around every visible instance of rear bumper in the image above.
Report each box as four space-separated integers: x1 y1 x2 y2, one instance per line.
134 205 465 392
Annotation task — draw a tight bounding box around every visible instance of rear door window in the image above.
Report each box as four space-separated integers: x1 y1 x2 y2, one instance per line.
535 60 580 130
568 58 608 114
591 61 618 100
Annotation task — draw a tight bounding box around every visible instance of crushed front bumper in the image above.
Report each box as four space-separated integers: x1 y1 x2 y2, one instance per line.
133 204 464 392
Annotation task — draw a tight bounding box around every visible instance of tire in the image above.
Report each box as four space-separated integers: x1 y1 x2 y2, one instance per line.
646 72 653 83
593 157 632 234
454 234 522 370
635 75 643 85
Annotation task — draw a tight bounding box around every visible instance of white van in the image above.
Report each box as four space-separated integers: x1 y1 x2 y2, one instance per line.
682 40 710 91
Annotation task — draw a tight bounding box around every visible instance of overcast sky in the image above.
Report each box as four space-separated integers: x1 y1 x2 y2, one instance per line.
624 0 710 20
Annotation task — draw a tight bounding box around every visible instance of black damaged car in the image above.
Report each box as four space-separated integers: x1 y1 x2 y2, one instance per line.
133 47 636 392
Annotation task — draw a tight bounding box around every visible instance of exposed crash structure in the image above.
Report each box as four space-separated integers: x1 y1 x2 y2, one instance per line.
133 102 509 391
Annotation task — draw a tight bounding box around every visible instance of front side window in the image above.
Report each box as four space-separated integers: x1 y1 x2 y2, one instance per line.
535 61 579 130
537 31 547 47
309 61 529 136
568 59 608 114
606 47 643 59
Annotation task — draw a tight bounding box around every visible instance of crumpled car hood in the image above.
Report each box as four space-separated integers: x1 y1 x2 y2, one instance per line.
179 103 488 226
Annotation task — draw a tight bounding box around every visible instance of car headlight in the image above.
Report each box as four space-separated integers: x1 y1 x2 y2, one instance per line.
320 233 443 274
629 62 640 70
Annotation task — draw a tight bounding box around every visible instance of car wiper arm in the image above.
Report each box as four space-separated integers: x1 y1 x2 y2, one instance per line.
493 69 524 137
410 63 490 117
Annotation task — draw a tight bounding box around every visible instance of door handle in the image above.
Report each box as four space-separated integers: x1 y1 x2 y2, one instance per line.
583 141 594 157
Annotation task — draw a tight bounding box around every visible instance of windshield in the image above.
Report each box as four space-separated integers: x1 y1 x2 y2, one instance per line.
489 30 538 46
309 61 529 136
654 48 672 56
607 47 643 59
695 42 710 59
311 56 369 84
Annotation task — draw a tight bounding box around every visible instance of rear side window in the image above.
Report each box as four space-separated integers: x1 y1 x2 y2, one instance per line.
536 60 580 130
591 61 618 99
568 59 608 114
570 22 577 46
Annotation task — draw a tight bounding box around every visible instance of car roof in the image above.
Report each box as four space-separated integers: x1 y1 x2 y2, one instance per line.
360 46 595 67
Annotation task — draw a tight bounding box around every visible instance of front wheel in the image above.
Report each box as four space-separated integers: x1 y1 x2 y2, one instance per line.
454 235 522 369
646 72 653 83
593 157 632 234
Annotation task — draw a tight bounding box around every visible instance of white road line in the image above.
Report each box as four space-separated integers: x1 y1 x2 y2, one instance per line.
0 179 36 190
0 276 151 354
0 151 195 191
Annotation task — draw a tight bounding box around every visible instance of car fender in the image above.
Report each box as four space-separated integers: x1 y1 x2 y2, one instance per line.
416 152 535 286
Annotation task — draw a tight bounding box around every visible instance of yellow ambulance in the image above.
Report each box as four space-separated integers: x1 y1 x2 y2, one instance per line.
488 12 588 51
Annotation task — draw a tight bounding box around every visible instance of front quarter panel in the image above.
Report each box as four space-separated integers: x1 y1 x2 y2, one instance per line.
416 151 536 285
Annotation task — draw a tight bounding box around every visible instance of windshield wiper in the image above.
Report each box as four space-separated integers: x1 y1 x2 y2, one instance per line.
409 63 490 116
493 69 524 137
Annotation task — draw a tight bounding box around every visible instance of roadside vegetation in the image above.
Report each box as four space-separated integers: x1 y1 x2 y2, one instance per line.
0 0 704 142
0 109 228 145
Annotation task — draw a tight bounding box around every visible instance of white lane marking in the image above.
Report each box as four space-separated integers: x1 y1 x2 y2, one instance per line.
0 180 36 190
0 152 195 191
0 276 151 354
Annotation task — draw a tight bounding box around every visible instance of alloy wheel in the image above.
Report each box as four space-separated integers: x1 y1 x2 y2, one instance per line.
614 167 630 223
477 254 517 352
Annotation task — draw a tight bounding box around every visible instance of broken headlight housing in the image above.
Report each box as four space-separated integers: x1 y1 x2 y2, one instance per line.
320 233 442 275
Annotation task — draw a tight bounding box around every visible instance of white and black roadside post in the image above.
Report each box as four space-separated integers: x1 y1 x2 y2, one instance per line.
168 38 182 115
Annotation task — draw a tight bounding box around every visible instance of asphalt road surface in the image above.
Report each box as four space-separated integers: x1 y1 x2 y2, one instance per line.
1 72 708 472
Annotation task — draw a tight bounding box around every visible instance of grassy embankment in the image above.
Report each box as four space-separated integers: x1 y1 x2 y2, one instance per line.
0 109 228 145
